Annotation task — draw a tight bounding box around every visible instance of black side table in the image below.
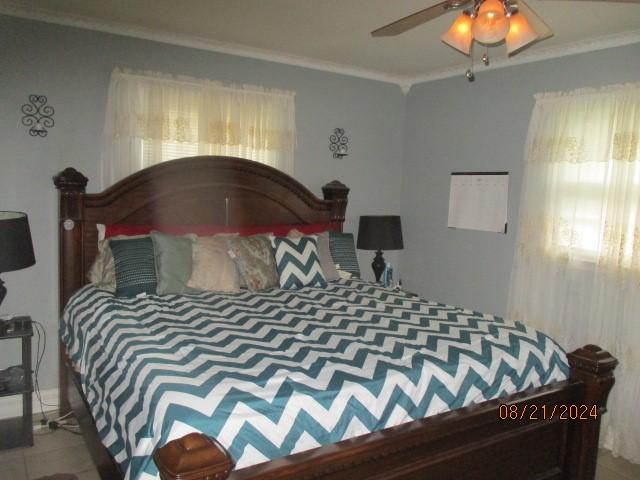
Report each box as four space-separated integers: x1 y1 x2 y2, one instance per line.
0 316 33 449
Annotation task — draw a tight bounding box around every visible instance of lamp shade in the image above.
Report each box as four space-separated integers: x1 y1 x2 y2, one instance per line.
513 0 553 45
441 13 473 55
505 12 538 55
0 212 35 273
357 216 403 251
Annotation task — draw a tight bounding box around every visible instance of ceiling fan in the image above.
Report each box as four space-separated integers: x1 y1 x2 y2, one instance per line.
371 0 639 79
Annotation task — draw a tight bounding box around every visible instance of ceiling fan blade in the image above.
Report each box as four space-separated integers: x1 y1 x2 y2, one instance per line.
371 1 457 37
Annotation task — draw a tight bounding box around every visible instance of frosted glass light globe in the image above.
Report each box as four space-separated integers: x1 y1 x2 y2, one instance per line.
472 0 510 45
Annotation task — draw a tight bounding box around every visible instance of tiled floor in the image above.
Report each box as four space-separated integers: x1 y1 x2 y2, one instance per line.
0 427 638 480
0 428 97 480
596 449 640 480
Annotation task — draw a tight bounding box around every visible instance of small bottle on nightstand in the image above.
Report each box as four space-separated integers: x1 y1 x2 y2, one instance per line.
381 263 394 288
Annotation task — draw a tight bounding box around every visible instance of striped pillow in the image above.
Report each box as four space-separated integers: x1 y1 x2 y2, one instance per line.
272 236 327 289
329 232 360 278
109 237 158 297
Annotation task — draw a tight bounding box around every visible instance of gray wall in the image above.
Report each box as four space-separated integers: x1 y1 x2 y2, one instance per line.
0 15 405 395
400 42 640 317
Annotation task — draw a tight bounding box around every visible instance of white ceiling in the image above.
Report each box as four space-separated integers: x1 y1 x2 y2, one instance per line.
2 0 640 88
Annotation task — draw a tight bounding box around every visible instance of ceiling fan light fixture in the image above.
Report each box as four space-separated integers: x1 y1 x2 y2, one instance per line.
471 0 510 45
505 11 538 55
441 12 473 55
516 0 553 41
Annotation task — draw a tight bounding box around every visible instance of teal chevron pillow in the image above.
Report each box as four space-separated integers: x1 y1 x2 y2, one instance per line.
329 232 360 278
109 237 158 297
272 236 327 289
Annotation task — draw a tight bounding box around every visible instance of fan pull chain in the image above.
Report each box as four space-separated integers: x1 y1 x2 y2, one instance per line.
482 46 490 66
466 43 475 82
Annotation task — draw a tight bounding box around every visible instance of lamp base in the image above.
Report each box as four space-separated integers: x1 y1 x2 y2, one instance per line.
0 277 5 307
371 250 386 283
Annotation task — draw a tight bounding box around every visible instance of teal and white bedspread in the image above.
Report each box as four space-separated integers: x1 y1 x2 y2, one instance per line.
61 279 569 480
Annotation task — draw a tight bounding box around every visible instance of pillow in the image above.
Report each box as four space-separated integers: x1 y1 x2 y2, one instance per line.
87 234 146 292
272 236 327 289
151 231 195 295
227 235 279 291
109 237 158 297
337 269 352 280
187 235 241 293
288 230 340 282
329 232 360 278
87 239 114 289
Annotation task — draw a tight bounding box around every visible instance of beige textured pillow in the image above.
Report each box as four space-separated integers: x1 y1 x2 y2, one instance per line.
288 230 340 282
187 235 241 293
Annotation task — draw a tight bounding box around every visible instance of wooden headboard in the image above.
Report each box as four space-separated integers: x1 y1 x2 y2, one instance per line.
53 155 349 311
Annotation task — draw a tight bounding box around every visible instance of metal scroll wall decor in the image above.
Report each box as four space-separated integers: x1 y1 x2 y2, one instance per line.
21 95 55 137
330 128 349 158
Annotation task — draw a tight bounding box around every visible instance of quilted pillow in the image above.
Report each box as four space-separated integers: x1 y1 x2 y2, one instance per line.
109 237 158 297
329 232 361 278
187 234 240 293
272 236 327 289
227 235 278 291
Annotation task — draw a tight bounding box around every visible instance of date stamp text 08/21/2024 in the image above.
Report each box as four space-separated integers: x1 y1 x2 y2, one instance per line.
499 403 598 421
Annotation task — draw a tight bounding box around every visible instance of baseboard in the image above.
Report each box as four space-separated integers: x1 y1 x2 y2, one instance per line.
0 387 58 419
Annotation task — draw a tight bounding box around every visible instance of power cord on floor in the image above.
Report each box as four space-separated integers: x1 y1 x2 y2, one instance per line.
34 416 81 435
30 320 82 434
47 419 82 435
31 320 57 422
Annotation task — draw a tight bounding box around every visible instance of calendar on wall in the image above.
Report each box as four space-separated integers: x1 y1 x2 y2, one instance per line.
447 172 509 234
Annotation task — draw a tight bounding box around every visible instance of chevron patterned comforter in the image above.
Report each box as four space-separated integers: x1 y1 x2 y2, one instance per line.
61 279 569 480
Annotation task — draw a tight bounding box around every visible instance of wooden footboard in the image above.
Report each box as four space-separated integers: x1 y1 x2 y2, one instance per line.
151 345 616 480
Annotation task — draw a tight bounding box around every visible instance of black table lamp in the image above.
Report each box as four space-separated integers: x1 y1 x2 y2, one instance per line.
0 212 35 307
357 215 403 283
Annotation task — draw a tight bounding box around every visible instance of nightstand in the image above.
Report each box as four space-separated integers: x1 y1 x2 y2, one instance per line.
0 316 33 449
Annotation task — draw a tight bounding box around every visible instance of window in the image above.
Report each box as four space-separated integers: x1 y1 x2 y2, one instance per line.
508 85 640 464
516 85 640 270
551 161 640 264
101 69 296 187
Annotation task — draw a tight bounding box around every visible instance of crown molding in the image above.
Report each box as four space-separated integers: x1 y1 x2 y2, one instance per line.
0 1 409 89
408 29 640 87
2 0 639 94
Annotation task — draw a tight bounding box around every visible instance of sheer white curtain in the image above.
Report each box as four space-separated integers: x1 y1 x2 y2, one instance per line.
101 69 296 187
508 84 640 463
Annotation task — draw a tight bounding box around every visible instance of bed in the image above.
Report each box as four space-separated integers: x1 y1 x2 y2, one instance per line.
54 156 617 480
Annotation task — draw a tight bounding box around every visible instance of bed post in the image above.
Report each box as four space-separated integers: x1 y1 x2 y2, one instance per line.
566 344 618 480
154 433 234 480
322 180 349 232
53 167 88 416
